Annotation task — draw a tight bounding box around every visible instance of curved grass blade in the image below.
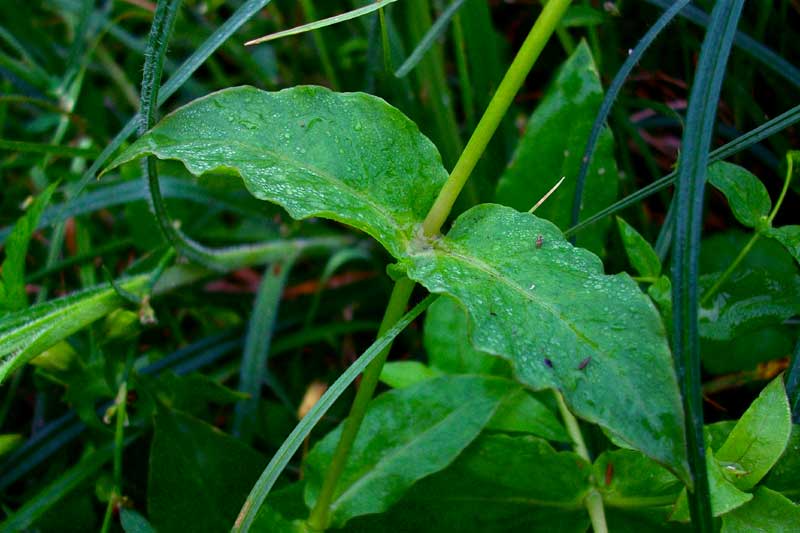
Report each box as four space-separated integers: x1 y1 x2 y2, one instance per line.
74 0 273 197
564 102 800 238
570 0 689 232
232 253 298 443
394 0 466 78
0 139 99 158
670 1 744 529
647 0 800 90
0 176 272 246
245 0 397 46
232 294 436 532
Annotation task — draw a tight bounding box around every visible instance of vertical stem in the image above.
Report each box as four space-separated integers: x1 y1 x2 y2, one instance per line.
299 0 340 90
422 0 572 236
554 392 608 533
100 357 130 533
307 276 415 530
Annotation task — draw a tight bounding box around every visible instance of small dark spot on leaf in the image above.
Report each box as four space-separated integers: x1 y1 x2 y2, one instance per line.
272 263 282 275
489 311 497 317
578 357 591 370
536 235 544 248
543 358 553 368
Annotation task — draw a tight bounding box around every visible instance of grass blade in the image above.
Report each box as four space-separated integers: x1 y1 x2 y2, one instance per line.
75 0 273 197
394 0 466 78
647 0 800 89
232 294 436 532
670 1 744 529
787 339 800 424
232 253 298 443
564 102 800 238
570 0 689 232
0 140 99 157
245 0 396 46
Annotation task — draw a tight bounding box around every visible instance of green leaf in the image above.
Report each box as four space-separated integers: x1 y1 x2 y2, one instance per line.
342 434 591 532
486 388 569 442
495 41 618 254
401 204 689 480
423 296 510 376
707 161 771 229
721 487 800 532
616 216 661 278
699 269 800 342
0 434 23 458
378 361 442 389
148 408 266 533
765 226 800 265
763 425 800 502
120 508 157 533
0 182 58 313
671 448 752 522
303 375 516 528
104 85 448 259
594 449 682 509
715 376 792 490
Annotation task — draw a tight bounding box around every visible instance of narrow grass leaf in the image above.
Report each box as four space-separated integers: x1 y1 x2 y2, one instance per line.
394 0 466 78
232 295 436 532
0 182 59 313
0 140 99 157
233 253 298 443
570 0 689 231
564 102 800 238
670 1 744 529
787 339 800 424
245 0 397 46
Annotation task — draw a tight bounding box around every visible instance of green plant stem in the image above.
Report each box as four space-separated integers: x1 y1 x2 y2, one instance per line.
100 358 131 533
554 391 607 533
421 0 572 236
451 13 474 131
699 233 758 306
701 152 793 305
306 276 416 530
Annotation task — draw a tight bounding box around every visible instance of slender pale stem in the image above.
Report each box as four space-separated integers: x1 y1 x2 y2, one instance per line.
555 392 608 533
307 277 416 530
305 3 571 529
421 0 572 236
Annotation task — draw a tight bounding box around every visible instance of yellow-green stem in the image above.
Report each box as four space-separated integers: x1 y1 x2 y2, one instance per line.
421 0 572 236
307 276 416 530
555 391 608 533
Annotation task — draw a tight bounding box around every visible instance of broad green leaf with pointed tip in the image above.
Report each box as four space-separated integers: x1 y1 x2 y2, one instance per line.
721 487 800 533
400 204 689 480
341 434 591 532
495 41 618 254
766 225 800 265
671 447 752 522
378 361 442 389
486 388 569 442
104 85 448 259
716 376 792 490
616 216 661 278
303 375 516 528
707 162 771 229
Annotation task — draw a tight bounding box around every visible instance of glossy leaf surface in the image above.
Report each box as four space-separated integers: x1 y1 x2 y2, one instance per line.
495 41 618 254
707 162 770 229
766 225 800 264
303 375 516 528
342 434 591 532
716 376 791 490
105 85 448 259
401 204 688 479
616 216 661 278
721 487 800 532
